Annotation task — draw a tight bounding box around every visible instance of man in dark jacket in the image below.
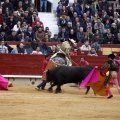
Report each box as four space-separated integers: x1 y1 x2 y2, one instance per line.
113 33 120 44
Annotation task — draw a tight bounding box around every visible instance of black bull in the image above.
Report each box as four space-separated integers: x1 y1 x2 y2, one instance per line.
46 66 93 93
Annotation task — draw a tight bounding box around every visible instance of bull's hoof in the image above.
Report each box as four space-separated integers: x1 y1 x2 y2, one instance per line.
54 90 62 94
48 88 53 92
54 91 58 94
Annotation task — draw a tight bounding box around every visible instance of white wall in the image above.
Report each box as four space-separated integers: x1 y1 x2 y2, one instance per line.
52 0 74 12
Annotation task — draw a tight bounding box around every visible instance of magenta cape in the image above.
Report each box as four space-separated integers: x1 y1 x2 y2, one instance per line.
116 60 120 85
80 68 98 88
0 74 8 90
79 67 118 96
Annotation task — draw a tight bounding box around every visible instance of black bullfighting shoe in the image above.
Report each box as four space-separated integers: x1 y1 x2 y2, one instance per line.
107 95 113 99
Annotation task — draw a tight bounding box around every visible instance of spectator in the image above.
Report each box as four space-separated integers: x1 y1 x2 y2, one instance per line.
42 33 50 42
32 17 44 28
107 5 114 20
72 0 80 15
91 0 100 14
0 31 8 41
44 27 51 39
88 47 98 56
104 19 111 30
56 1 63 18
16 24 26 36
99 0 109 12
18 32 27 42
113 0 120 13
59 14 67 28
6 14 15 31
101 11 110 25
2 7 11 23
93 33 104 44
31 46 43 54
94 18 104 32
68 6 74 18
19 14 27 24
98 23 105 38
81 40 91 51
25 26 35 42
49 45 58 55
65 21 72 34
76 27 85 43
12 21 21 32
40 0 47 12
103 28 111 38
13 11 20 24
23 0 31 11
40 43 51 55
113 33 120 44
0 21 10 35
35 27 44 42
2 0 13 14
24 10 32 25
0 40 8 53
60 5 68 16
69 28 76 41
17 4 24 16
70 42 80 55
33 22 42 32
11 44 19 54
79 57 89 66
8 30 19 41
58 27 69 41
111 23 118 38
91 40 101 51
50 34 59 42
60 0 69 6
104 33 114 44
17 43 27 54
114 19 120 30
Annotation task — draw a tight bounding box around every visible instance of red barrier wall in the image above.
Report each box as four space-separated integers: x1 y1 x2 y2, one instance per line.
0 54 111 75
4 41 120 48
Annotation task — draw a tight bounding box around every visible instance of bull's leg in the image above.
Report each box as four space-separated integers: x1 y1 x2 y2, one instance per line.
55 84 62 94
85 86 90 94
85 86 96 96
48 82 57 91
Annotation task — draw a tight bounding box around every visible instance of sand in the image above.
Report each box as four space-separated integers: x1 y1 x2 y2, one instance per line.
0 85 120 120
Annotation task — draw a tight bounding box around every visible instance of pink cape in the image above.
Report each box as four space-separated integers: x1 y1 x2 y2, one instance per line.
80 68 98 88
0 74 8 90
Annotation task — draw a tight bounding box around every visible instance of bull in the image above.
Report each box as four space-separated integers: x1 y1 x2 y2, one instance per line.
46 65 93 93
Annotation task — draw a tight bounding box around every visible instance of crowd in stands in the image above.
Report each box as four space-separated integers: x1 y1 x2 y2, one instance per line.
0 0 120 55
56 0 120 45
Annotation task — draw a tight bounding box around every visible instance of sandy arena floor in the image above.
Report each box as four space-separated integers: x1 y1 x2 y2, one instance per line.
0 85 120 120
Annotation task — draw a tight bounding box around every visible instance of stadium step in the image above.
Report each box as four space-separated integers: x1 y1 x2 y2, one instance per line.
38 12 58 38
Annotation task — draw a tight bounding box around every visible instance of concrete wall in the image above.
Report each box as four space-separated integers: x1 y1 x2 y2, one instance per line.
52 0 74 12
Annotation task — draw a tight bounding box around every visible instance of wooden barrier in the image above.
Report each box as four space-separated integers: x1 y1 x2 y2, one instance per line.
4 41 120 48
0 54 45 75
77 51 103 56
0 54 113 75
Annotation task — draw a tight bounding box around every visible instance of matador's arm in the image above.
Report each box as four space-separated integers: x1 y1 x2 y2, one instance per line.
98 62 109 70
